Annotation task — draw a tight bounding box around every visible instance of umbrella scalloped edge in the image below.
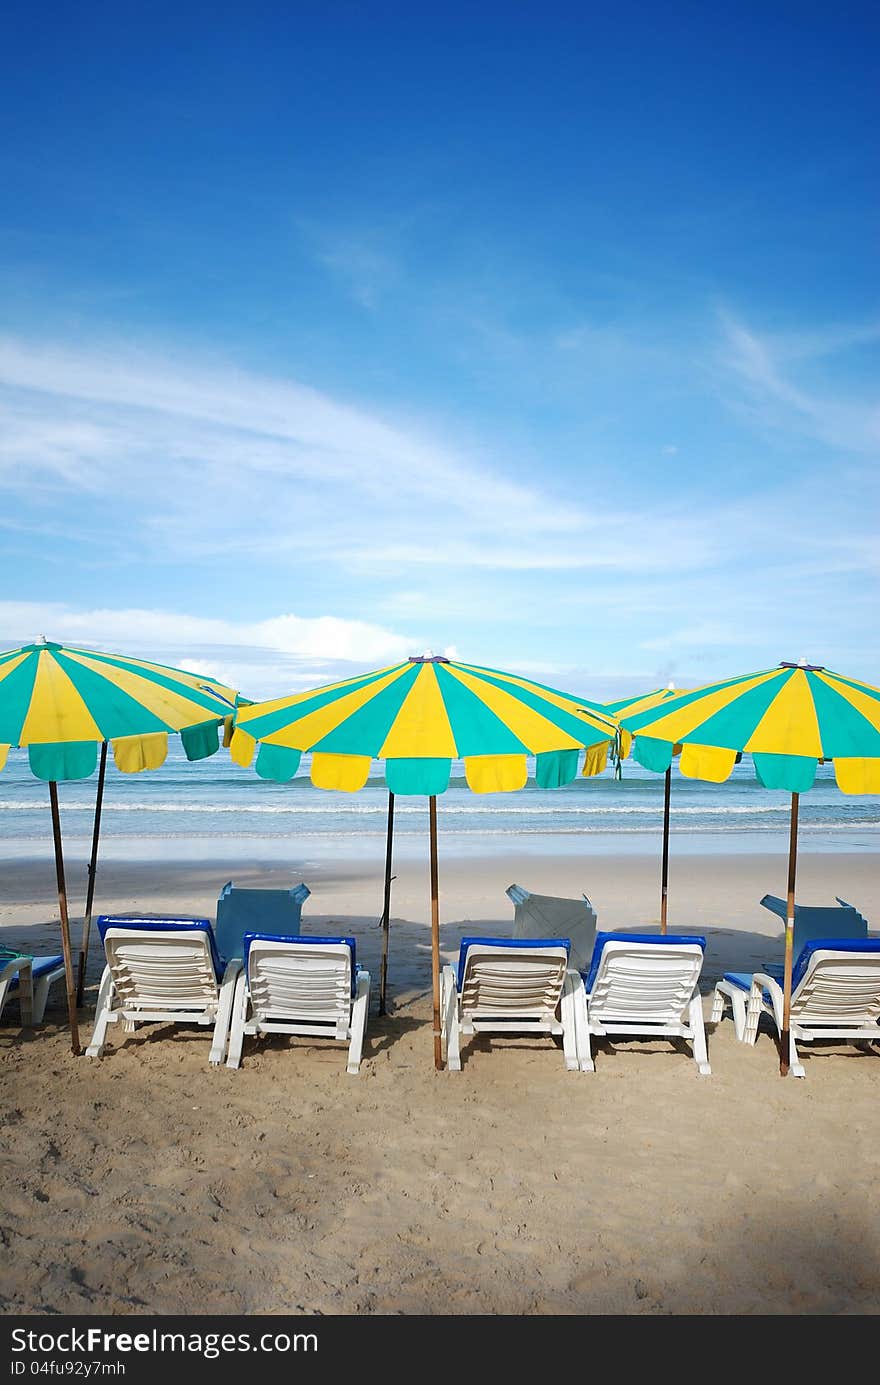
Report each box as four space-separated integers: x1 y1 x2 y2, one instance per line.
630 735 880 795
242 745 614 794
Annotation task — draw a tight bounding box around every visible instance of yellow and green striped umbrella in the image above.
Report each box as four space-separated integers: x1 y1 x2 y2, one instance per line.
233 654 616 1068
602 685 688 930
0 639 238 780
0 639 241 1055
620 660 880 1075
233 655 617 794
619 662 880 793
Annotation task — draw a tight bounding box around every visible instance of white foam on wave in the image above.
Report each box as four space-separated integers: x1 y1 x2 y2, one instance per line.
0 799 814 816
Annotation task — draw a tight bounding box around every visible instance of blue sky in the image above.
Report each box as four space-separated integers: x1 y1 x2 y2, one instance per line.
1 1 878 701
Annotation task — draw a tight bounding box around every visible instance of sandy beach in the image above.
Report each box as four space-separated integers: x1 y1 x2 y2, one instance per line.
2 844 880 1316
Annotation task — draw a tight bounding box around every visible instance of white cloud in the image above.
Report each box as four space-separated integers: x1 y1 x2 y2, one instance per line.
0 333 735 579
1 324 878 689
717 311 880 455
0 601 417 698
0 335 581 542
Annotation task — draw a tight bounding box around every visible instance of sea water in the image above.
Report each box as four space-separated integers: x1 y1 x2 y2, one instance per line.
1 743 878 860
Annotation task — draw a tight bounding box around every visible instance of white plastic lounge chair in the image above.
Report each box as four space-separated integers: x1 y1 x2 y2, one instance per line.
1 950 67 1026
226 933 370 1074
736 939 880 1077
440 936 583 1072
579 932 710 1075
506 883 598 973
712 896 870 1041
85 916 242 1064
215 880 311 962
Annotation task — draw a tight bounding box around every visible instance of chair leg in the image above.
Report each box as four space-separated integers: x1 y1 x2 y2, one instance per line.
211 960 242 1066
32 974 54 1024
730 988 748 1043
0 967 13 1025
16 964 34 1027
745 984 762 1045
441 965 461 1072
689 994 711 1075
560 972 582 1072
0 963 33 1027
347 970 370 1074
577 987 595 1072
85 966 115 1058
439 965 451 1060
224 970 249 1070
712 982 748 1041
788 1029 806 1079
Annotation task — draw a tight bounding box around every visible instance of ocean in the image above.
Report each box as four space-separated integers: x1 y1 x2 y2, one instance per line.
2 743 879 861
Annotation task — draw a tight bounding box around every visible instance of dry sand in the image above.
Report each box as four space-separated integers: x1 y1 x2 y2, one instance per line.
2 846 880 1316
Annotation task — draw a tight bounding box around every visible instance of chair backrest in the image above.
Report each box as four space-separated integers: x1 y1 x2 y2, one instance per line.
790 939 880 1023
457 938 570 1018
507 884 598 973
96 916 222 1008
243 934 356 1022
215 881 311 963
760 894 869 954
583 932 706 1021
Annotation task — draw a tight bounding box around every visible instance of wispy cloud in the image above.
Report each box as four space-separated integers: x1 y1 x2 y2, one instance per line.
716 310 880 455
1 322 878 688
0 333 724 577
307 228 401 309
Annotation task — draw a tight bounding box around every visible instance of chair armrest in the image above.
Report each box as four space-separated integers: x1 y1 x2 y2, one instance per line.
750 971 785 1027
751 970 783 994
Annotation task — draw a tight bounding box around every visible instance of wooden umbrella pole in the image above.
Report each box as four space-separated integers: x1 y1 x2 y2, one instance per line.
378 791 395 1015
780 791 799 1077
660 765 671 933
77 739 107 1004
49 781 81 1055
429 795 442 1070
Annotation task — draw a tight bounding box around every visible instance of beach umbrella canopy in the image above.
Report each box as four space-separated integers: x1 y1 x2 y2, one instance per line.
0 640 238 776
602 685 686 930
0 639 241 1053
603 685 681 757
233 654 617 1067
620 660 880 1073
